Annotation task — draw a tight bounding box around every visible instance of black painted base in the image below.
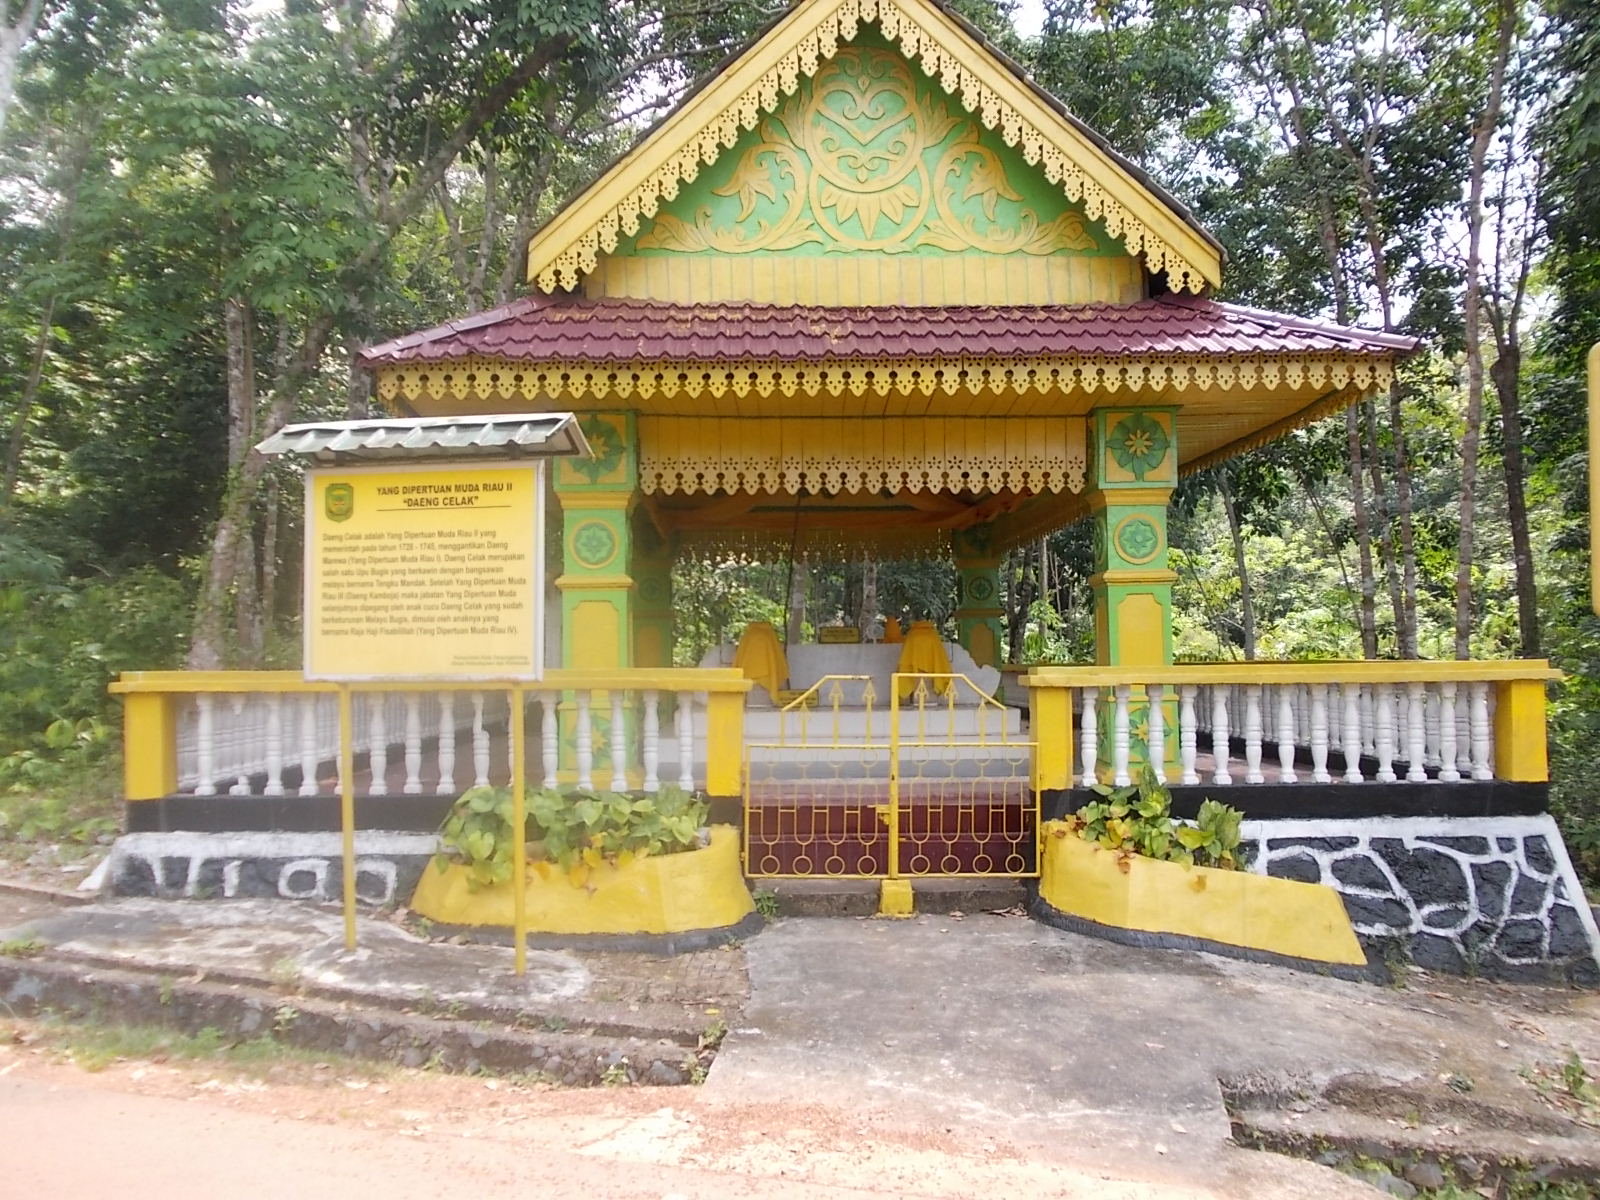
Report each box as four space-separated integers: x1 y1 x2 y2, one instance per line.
417 909 767 956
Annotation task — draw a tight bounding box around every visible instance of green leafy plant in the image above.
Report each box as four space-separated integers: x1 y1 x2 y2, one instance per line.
434 784 520 890
753 888 780 921
1064 765 1243 871
1176 797 1244 869
434 784 709 891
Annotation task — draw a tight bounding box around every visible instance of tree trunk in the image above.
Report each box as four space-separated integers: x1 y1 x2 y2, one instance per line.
188 314 336 669
1219 478 1256 660
1493 340 1539 656
1386 383 1420 657
1456 0 1515 660
785 559 807 646
856 555 877 633
233 524 263 665
1347 408 1379 659
2 293 55 501
0 0 42 136
1363 398 1403 655
1008 542 1039 664
260 472 280 636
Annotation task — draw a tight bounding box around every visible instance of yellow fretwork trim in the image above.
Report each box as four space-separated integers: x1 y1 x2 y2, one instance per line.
525 0 1221 294
375 353 1394 410
639 415 1086 496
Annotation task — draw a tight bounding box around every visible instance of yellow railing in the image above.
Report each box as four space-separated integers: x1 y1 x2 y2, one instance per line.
110 667 751 972
743 671 1038 879
1024 660 1562 790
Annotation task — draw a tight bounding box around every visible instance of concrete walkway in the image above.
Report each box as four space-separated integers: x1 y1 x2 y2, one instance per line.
711 913 1600 1192
4 889 1599 1195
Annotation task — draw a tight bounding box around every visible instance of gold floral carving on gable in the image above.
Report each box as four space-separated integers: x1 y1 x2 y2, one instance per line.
636 46 1098 257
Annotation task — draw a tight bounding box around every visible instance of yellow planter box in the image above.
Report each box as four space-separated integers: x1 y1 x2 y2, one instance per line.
1037 822 1365 968
411 824 755 936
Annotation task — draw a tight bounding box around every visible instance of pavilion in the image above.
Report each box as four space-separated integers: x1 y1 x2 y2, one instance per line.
109 0 1597 979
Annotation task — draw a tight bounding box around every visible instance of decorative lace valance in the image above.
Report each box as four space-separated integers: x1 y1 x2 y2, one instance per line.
638 416 1086 496
375 353 1394 408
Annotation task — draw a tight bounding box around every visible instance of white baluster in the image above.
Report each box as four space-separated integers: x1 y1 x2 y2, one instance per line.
194 695 217 795
540 691 559 788
506 692 519 783
226 695 248 795
1406 681 1428 782
1179 684 1199 785
1079 687 1099 788
1438 682 1461 782
471 692 489 788
1360 686 1376 756
1470 682 1493 780
403 692 423 795
677 694 695 790
263 695 285 797
436 692 456 794
1309 684 1331 783
1244 684 1265 784
1146 684 1167 785
366 694 388 796
1276 685 1297 783
1424 686 1442 769
1326 682 1341 748
1374 684 1396 783
576 691 594 790
1455 695 1472 776
642 690 661 792
1112 684 1132 786
1342 684 1363 783
610 690 628 791
297 695 319 796
1211 685 1232 785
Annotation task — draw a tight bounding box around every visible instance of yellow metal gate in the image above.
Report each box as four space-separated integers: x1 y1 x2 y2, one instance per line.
743 673 1039 879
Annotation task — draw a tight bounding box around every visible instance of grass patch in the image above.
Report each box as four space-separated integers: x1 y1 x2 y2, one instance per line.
0 936 46 958
5 1015 391 1079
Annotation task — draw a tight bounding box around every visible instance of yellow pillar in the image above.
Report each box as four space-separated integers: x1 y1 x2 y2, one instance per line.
1030 684 1073 790
1494 677 1550 782
122 691 179 800
704 690 746 798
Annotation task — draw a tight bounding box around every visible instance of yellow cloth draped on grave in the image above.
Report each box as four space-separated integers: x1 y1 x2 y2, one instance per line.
896 621 953 698
734 621 787 701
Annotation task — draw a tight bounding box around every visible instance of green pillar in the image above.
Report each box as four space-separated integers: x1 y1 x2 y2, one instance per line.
631 511 675 669
951 525 1004 669
1089 406 1178 778
553 412 638 780
1089 406 1177 667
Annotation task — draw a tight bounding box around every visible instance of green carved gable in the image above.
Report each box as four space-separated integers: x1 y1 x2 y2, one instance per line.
619 28 1122 261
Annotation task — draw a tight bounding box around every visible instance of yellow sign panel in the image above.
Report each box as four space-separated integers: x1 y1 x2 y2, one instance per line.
305 462 544 681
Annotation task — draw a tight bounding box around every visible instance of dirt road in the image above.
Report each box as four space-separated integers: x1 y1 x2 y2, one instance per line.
0 1029 1377 1199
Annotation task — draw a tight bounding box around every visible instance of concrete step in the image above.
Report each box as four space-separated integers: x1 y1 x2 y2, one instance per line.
758 876 1029 918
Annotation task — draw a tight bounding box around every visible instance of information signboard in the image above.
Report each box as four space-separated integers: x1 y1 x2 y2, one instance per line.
304 460 544 681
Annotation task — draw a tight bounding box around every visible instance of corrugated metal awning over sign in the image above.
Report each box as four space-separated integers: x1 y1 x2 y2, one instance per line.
254 413 590 465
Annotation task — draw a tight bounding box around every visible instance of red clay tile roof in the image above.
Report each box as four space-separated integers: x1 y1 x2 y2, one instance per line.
360 295 1417 368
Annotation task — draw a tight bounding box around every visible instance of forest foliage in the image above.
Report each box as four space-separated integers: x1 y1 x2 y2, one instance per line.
0 0 1597 877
